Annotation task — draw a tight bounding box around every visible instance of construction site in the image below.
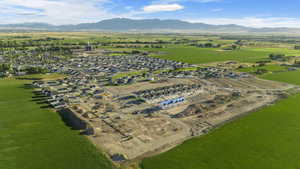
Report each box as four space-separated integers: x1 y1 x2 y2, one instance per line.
35 70 294 162
26 47 298 163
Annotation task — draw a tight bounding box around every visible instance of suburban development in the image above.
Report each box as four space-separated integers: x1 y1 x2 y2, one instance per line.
2 1 300 169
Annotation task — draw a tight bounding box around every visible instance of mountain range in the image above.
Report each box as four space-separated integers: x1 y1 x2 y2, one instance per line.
1 18 300 34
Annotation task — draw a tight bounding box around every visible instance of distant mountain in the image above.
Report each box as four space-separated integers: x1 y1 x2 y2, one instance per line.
70 18 220 30
0 22 55 29
57 18 251 32
0 18 299 34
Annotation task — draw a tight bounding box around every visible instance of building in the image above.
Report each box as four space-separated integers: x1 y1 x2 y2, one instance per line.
85 42 93 51
160 97 185 108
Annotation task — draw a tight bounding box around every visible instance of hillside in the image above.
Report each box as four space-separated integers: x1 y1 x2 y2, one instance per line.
1 18 300 34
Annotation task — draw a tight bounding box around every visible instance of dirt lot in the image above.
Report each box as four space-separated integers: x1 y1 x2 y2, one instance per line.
63 77 294 162
90 115 190 159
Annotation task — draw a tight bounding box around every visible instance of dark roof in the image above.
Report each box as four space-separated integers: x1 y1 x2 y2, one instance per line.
111 154 126 162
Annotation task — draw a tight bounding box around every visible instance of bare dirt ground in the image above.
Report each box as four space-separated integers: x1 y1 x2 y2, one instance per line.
63 76 294 164
91 115 190 159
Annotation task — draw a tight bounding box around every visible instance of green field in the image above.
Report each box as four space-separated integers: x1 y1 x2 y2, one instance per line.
0 78 115 169
260 70 300 85
146 46 300 64
141 93 300 169
237 64 288 73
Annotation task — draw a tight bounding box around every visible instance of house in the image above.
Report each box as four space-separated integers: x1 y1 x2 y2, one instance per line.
288 67 298 71
15 72 26 76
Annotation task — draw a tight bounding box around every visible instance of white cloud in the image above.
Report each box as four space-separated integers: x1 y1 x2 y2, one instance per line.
186 17 300 28
143 4 184 13
0 0 115 25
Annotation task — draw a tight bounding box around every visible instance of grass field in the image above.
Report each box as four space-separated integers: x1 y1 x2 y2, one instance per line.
146 46 300 64
237 64 288 73
150 47 269 63
0 78 115 169
260 70 300 85
141 93 300 169
19 73 66 80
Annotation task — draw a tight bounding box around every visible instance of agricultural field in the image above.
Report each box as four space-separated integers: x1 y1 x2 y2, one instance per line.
2 32 300 65
0 77 115 169
237 64 289 73
141 93 300 169
260 71 300 85
146 45 300 64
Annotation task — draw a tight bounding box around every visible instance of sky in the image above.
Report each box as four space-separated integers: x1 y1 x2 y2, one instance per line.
1 0 300 28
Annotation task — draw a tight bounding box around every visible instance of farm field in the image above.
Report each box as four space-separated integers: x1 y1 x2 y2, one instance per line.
0 78 115 169
260 71 300 85
237 64 289 73
141 93 300 169
146 45 300 64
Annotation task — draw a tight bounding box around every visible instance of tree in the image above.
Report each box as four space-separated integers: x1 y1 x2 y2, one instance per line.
255 69 268 75
204 43 213 48
231 45 238 50
131 50 140 54
269 53 286 61
25 66 48 74
0 63 11 72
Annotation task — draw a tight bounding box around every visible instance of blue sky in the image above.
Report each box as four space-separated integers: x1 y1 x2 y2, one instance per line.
0 0 300 27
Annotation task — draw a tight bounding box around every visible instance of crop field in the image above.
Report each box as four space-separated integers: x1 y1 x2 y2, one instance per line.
260 71 300 85
237 64 289 73
147 45 300 64
250 47 300 56
0 78 115 169
141 93 300 169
